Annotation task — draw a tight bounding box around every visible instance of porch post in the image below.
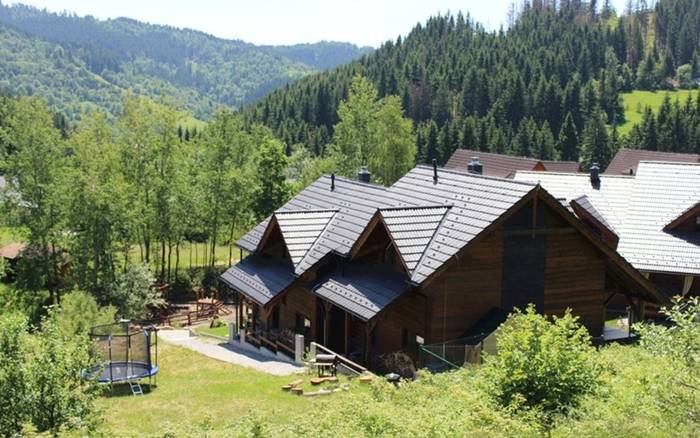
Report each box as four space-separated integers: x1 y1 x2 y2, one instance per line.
344 312 350 356
323 301 332 346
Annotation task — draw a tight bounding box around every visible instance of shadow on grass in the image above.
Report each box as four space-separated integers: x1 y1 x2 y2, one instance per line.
99 383 158 398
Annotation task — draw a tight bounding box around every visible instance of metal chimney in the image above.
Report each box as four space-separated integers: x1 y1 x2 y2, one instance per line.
358 166 371 183
467 157 483 175
590 163 600 185
432 158 438 183
331 173 335 191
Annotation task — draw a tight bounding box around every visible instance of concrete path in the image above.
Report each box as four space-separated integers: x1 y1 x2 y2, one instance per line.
158 329 304 376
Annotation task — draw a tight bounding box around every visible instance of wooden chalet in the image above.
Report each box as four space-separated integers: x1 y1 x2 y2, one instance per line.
444 149 581 178
221 164 665 366
515 161 700 304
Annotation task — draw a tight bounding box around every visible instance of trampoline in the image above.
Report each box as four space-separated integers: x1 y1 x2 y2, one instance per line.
85 321 159 388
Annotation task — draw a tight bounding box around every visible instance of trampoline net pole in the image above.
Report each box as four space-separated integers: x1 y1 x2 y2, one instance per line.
108 335 113 388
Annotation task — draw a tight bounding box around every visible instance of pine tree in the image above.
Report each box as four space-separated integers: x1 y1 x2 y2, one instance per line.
557 113 580 162
581 110 612 169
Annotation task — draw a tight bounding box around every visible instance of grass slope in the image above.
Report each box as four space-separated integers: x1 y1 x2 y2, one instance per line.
97 341 354 436
620 89 700 135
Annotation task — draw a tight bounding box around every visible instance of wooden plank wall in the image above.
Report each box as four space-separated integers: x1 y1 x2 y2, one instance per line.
543 231 605 336
373 290 427 357
277 286 316 339
426 233 503 344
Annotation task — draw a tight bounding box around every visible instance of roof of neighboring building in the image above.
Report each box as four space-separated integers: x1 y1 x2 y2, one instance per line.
605 149 700 176
665 201 700 231
444 149 580 178
0 242 25 259
515 161 700 276
220 254 296 306
312 265 409 321
618 162 700 275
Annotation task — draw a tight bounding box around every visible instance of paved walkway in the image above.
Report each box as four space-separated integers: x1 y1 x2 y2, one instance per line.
158 330 304 376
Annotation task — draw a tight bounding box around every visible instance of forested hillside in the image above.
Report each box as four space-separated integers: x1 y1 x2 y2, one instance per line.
246 0 700 169
0 2 372 121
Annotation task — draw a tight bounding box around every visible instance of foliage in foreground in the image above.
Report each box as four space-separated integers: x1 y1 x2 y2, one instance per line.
482 306 600 427
0 312 98 437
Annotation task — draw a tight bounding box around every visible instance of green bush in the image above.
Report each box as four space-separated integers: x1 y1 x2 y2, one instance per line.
0 313 30 437
49 290 116 336
0 312 99 436
633 297 700 428
107 263 165 320
482 305 600 428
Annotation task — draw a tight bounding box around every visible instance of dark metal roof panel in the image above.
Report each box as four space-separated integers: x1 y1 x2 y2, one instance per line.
571 195 617 235
275 210 336 268
312 265 409 321
394 166 535 283
220 255 295 306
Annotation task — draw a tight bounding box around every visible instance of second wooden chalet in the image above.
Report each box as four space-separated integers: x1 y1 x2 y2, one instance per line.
221 164 666 366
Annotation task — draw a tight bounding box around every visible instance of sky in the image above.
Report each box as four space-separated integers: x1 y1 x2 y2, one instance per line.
5 0 630 48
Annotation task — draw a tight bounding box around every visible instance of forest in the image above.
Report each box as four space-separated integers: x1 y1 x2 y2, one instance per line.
0 2 372 121
246 0 700 170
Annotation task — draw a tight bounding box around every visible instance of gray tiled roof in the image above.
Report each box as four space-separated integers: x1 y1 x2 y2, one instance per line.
274 210 336 268
220 254 295 306
381 206 450 273
514 171 634 233
393 167 536 283
618 162 700 275
516 162 700 276
312 265 409 321
238 166 537 285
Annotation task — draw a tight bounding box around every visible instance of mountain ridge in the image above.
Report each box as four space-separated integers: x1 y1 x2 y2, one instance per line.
0 1 373 120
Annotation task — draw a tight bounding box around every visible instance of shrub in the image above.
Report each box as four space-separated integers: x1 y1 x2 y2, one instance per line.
0 312 99 436
633 297 700 427
49 290 116 336
482 305 600 428
0 313 30 437
107 263 165 320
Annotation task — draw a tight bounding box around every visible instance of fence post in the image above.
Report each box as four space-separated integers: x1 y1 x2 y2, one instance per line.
240 328 246 346
294 334 304 364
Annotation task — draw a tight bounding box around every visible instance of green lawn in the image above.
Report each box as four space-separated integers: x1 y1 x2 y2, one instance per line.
195 323 229 338
97 341 358 436
619 89 699 135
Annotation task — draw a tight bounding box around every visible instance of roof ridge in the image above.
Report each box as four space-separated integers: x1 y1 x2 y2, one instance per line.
516 170 635 179
318 174 390 190
379 205 448 212
275 208 338 215
415 164 538 187
637 160 700 166
409 206 454 280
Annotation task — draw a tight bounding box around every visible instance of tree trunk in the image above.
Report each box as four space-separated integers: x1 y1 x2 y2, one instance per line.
160 240 166 282
167 241 172 282
228 213 238 267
